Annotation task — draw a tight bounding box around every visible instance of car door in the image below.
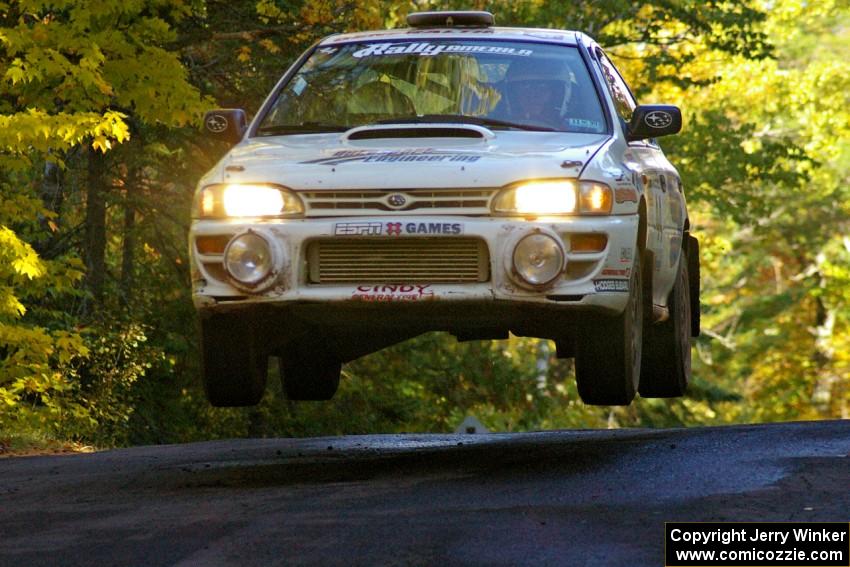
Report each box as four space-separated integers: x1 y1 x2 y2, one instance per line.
594 48 680 305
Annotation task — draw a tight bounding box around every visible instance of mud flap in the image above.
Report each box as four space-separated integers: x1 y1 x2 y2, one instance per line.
642 248 654 324
686 233 700 337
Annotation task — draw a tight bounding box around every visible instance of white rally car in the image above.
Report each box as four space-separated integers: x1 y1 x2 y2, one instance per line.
192 11 700 407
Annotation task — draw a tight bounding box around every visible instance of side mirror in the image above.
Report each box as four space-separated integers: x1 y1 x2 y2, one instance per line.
203 109 248 144
627 105 682 141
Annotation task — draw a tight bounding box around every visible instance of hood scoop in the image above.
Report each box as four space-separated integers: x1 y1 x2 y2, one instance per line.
344 123 493 141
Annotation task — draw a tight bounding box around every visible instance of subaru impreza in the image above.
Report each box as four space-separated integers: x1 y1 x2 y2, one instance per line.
191 11 700 407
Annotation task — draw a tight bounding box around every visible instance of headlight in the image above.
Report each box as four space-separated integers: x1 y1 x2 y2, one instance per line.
512 233 565 287
193 183 304 218
491 180 612 216
492 180 577 215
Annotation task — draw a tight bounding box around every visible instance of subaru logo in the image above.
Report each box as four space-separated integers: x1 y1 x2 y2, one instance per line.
387 194 407 208
644 111 673 129
205 114 229 133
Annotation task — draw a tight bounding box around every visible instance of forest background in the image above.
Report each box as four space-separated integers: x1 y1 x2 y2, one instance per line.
0 0 848 450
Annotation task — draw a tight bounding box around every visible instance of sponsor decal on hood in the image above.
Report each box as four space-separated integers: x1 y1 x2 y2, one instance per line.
302 149 482 166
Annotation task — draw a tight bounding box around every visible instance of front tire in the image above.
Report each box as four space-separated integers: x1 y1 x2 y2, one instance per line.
575 251 644 405
639 249 692 398
199 314 268 407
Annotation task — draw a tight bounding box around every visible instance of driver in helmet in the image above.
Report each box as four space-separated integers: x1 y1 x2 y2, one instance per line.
492 58 573 129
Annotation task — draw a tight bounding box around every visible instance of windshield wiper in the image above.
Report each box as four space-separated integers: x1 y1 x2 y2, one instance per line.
256 122 349 135
376 114 558 132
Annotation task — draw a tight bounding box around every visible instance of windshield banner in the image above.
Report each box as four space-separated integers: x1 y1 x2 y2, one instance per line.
353 42 534 58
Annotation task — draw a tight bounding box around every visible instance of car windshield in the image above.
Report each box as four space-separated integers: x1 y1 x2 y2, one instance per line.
257 40 607 135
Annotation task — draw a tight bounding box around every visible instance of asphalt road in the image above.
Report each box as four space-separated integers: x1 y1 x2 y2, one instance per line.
1 420 849 566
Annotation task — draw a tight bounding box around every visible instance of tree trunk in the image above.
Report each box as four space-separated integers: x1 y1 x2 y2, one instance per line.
120 166 138 305
84 148 107 305
811 295 838 416
40 159 64 216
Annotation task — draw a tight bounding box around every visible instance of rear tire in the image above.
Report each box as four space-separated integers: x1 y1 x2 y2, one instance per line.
279 342 341 401
575 251 643 405
639 249 692 398
200 315 268 407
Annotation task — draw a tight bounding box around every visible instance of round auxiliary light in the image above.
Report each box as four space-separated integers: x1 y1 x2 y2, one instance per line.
512 233 565 287
223 232 274 288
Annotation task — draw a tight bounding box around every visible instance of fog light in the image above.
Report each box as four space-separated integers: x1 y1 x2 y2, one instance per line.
223 232 274 287
512 233 565 287
196 235 231 255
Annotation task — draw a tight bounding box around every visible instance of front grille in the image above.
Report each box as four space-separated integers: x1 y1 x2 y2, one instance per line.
301 188 496 216
307 238 490 284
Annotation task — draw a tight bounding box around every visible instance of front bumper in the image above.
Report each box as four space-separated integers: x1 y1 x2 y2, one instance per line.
190 214 638 315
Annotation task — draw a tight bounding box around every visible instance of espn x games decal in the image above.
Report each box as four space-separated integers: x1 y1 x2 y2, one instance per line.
335 221 463 236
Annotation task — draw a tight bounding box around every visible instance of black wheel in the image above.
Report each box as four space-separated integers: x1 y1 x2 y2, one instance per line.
639 248 692 398
575 251 644 405
199 314 268 407
279 344 341 401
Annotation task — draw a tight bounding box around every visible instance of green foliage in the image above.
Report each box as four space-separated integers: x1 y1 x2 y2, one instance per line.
64 321 164 445
0 0 206 447
0 226 43 314
0 178 84 438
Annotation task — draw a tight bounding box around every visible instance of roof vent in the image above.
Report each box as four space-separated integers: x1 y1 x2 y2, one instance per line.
407 11 495 28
